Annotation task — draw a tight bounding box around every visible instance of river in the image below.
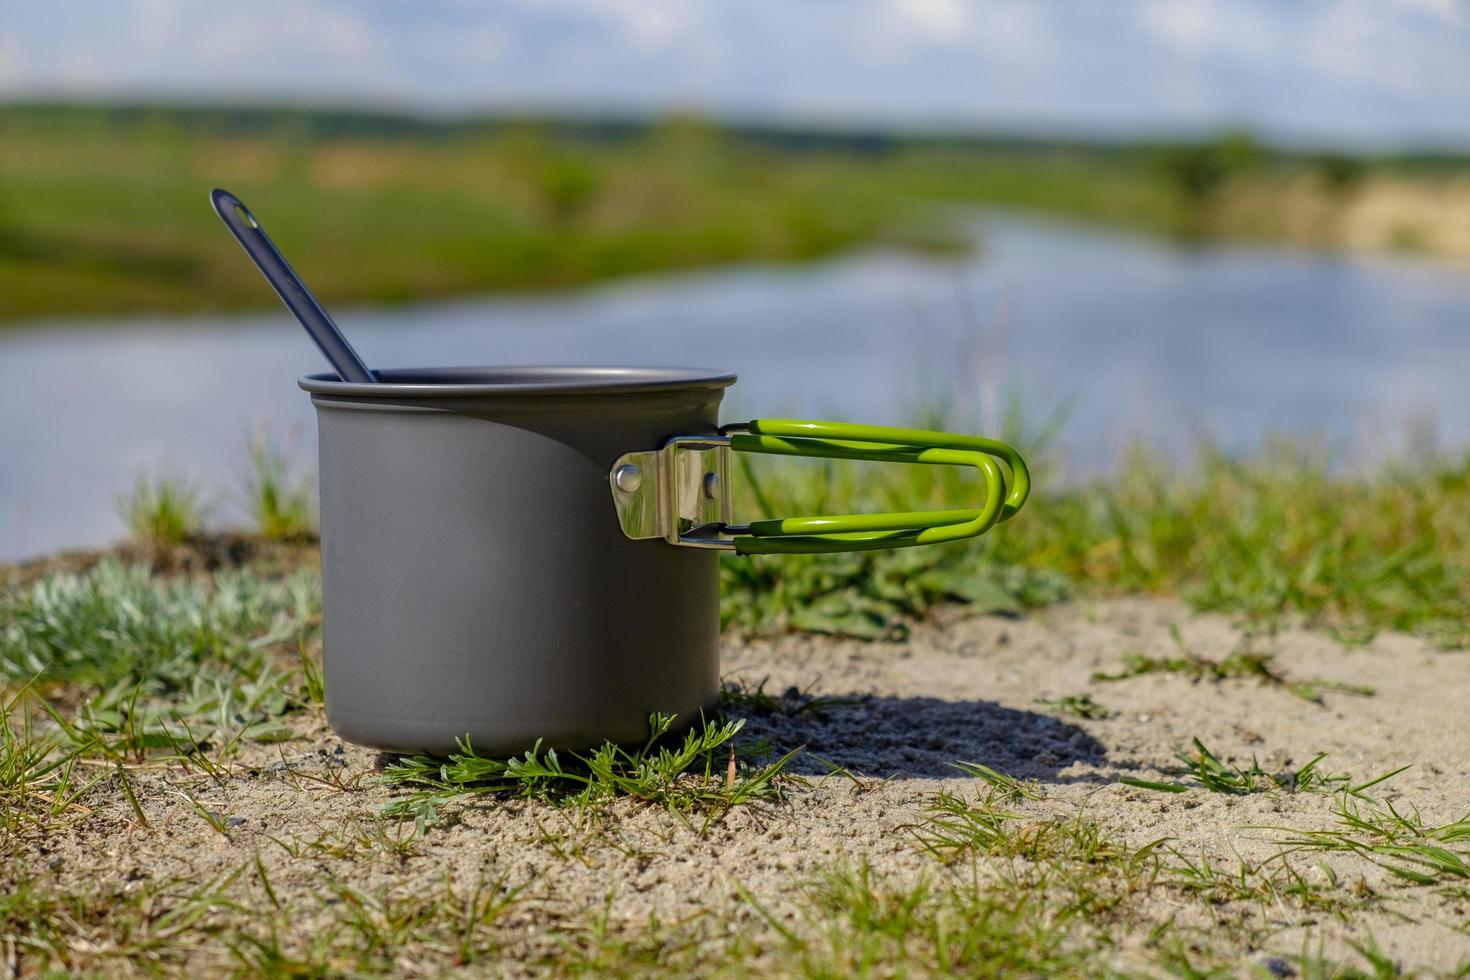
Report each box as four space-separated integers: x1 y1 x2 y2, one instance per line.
2 211 1467 561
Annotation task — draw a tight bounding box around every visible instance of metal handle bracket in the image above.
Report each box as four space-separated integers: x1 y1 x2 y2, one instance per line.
609 436 737 550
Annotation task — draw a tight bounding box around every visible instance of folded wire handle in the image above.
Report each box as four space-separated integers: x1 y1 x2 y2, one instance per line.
608 418 1029 555
724 419 1027 554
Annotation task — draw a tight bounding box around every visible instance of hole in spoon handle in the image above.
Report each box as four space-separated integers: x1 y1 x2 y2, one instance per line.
209 188 376 384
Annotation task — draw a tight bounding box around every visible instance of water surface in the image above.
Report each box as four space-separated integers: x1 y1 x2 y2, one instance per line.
3 212 1467 561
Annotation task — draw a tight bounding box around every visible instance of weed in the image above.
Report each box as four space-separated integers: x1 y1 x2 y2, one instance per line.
721 441 1069 639
989 443 1470 647
0 865 246 973
719 677 862 717
1162 848 1369 918
381 712 798 833
751 860 1090 976
0 560 318 691
721 546 1065 640
951 760 1044 801
292 817 421 862
1033 692 1112 719
170 787 233 838
1093 628 1374 703
1272 794 1470 886
242 428 314 541
1170 738 1286 795
295 640 325 708
1280 936 1404 980
907 778 1156 876
0 689 97 836
116 470 207 547
1121 740 1385 797
908 789 1028 862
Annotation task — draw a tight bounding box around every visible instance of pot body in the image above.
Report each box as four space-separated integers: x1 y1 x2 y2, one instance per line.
303 366 735 756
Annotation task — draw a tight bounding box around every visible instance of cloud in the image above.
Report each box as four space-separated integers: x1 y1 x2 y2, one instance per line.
1 0 1467 147
0 35 26 89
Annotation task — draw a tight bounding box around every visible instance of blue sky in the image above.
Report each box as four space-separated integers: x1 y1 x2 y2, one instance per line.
3 0 1468 148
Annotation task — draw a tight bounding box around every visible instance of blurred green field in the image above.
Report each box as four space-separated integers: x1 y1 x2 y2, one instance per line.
1 104 1465 322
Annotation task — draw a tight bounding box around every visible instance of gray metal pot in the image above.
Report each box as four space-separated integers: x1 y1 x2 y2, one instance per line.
301 365 1029 756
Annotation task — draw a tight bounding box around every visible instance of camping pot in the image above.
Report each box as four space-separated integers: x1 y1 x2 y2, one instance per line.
300 365 1029 756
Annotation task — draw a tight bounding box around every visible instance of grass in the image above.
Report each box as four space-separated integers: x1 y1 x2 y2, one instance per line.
3 104 1458 322
724 420 1470 645
1120 739 1411 797
0 108 975 321
1033 692 1112 720
242 428 314 541
0 559 317 691
3 607 1462 980
719 677 864 717
1 521 1465 974
0 560 320 810
892 768 1470 975
989 443 1470 647
722 421 1072 638
380 712 798 834
52 390 1470 651
0 688 98 837
1272 794 1470 886
750 860 1093 976
1090 625 1379 705
5 849 1448 977
115 471 207 547
4 436 1470 973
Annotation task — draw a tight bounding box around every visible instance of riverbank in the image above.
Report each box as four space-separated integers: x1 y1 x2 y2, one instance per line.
3 105 1467 322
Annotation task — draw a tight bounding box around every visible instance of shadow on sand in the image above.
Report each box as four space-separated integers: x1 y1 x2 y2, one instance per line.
732 693 1108 781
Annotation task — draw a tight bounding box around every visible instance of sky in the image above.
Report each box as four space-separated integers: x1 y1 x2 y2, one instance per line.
2 0 1468 149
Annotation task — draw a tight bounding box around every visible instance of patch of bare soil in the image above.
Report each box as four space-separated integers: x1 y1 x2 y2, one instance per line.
7 599 1469 975
1 532 318 589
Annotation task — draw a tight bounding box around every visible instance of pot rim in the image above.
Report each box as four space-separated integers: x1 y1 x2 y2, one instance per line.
299 365 737 398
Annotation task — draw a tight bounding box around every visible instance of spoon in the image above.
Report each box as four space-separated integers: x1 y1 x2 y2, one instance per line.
209 188 376 383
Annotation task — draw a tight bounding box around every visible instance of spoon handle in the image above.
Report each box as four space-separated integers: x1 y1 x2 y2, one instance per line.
210 189 376 384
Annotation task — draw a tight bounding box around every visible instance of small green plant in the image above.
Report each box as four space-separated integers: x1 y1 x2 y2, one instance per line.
1 689 98 836
243 430 314 541
116 470 206 547
908 790 1027 863
740 859 1092 976
1 560 319 690
951 760 1043 801
721 446 1068 640
1093 628 1375 704
1122 740 1406 797
1033 693 1111 719
381 713 798 833
296 643 325 708
988 443 1470 648
720 677 862 717
1161 848 1369 918
1271 793 1470 885
1122 738 1283 796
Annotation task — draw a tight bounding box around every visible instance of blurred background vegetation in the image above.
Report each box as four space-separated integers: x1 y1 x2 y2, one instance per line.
3 102 1467 321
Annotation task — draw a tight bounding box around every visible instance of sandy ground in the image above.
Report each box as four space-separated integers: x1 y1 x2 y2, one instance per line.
8 597 1469 975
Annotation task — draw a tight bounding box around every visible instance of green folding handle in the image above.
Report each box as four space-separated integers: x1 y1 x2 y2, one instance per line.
723 419 1029 555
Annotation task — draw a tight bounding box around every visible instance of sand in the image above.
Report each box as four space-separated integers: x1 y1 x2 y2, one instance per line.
6 598 1468 975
